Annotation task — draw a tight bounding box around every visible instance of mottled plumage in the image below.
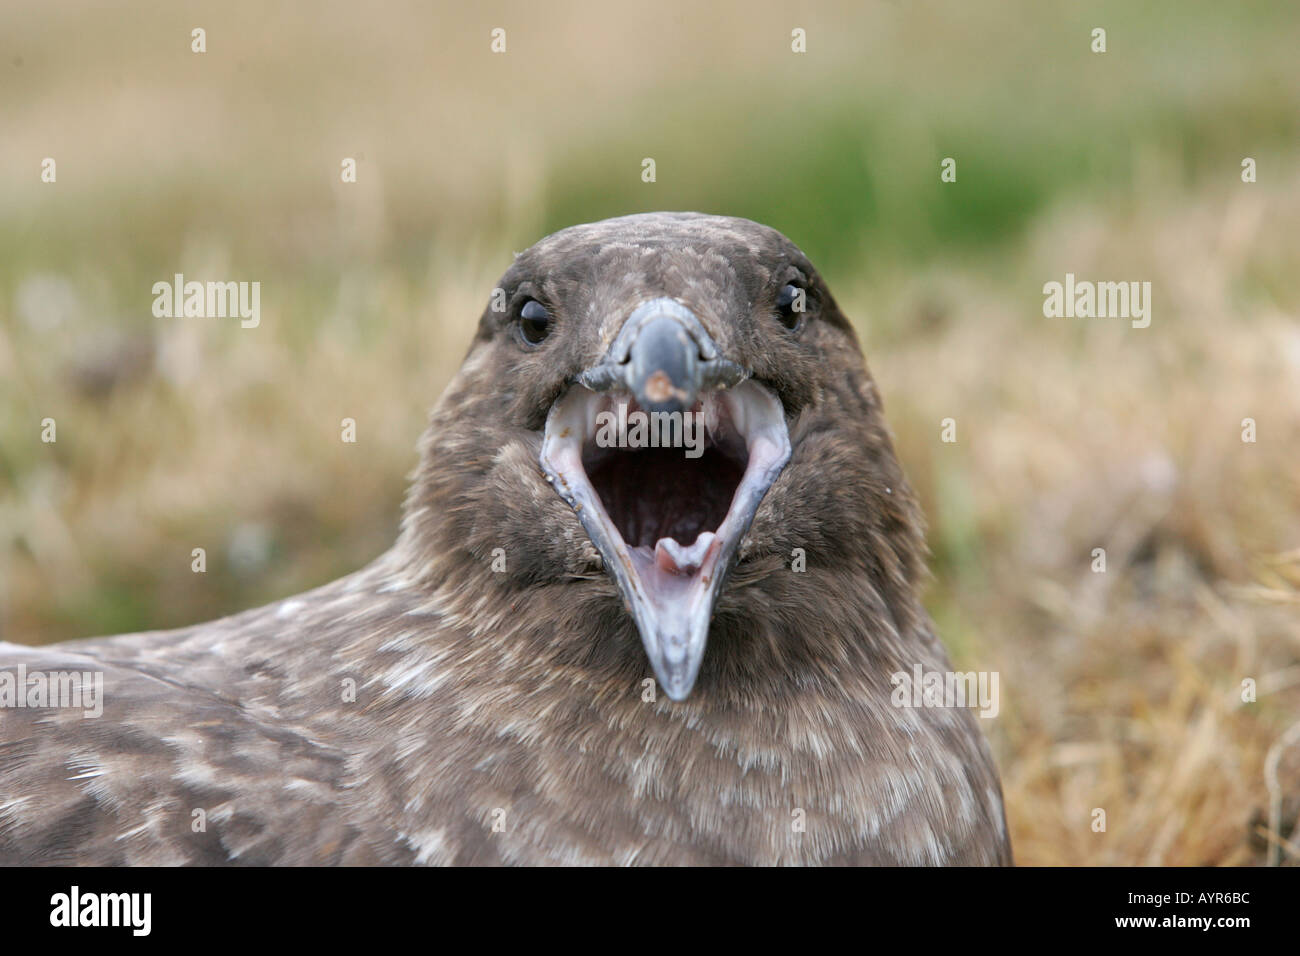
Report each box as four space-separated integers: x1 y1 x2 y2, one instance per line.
0 213 1011 865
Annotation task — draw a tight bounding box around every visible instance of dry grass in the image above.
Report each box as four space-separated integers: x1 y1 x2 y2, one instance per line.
1 0 1297 865
859 175 1300 865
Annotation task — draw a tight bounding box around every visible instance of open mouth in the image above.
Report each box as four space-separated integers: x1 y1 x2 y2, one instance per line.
540 379 791 699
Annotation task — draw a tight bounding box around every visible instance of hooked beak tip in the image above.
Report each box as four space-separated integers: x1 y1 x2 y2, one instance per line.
628 313 701 414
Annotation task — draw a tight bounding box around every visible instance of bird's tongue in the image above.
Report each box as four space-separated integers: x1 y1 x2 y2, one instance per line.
654 531 717 576
622 531 722 613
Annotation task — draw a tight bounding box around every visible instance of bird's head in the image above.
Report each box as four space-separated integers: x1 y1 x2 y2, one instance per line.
401 213 925 701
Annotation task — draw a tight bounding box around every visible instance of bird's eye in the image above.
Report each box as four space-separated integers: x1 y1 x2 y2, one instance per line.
775 283 805 330
518 299 553 345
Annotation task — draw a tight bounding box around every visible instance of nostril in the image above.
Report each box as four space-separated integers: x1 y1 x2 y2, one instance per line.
578 297 741 403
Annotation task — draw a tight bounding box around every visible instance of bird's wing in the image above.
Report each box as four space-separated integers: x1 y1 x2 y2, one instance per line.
0 640 387 865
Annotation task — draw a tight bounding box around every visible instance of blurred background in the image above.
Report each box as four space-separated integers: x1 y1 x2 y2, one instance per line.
2 0 1298 865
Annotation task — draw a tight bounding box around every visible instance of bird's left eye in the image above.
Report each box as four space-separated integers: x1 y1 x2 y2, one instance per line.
775 283 805 330
518 299 553 345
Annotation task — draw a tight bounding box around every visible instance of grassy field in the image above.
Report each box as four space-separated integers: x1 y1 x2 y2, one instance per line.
2 0 1298 865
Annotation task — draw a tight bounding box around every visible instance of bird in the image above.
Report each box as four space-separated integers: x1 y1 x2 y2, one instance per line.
0 212 1011 865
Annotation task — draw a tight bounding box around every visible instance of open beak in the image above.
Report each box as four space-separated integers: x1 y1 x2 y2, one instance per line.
539 298 792 700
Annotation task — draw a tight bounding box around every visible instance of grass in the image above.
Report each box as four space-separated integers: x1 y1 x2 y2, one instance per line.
1 0 1298 865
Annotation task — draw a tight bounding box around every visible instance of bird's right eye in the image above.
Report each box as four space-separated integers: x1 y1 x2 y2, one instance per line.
518 299 553 345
